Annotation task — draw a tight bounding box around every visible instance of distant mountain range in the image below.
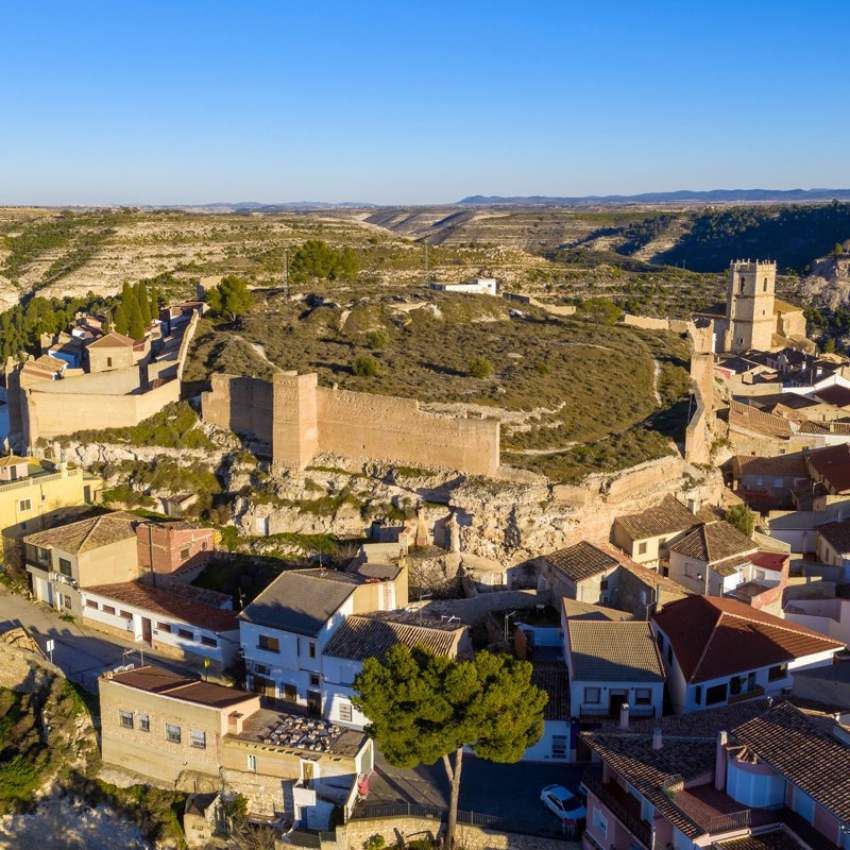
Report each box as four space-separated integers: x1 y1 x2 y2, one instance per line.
457 189 850 206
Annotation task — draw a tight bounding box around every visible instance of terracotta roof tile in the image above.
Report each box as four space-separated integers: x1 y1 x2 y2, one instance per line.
732 701 850 821
24 511 137 553
87 331 136 349
817 519 850 554
567 620 664 683
562 598 634 622
615 496 698 541
323 612 466 661
541 541 620 583
807 444 850 494
653 596 843 683
668 521 756 565
85 580 238 632
533 661 570 720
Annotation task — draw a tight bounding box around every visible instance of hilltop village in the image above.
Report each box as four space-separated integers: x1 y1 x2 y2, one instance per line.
1 260 850 850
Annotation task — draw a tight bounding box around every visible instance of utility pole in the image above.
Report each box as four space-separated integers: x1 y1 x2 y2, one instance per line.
424 243 429 283
283 248 290 299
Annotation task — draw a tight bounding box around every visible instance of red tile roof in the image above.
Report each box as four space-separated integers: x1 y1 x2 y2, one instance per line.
87 330 136 349
817 519 850 554
667 521 756 565
749 551 788 573
806 444 850 494
652 596 843 683
815 384 850 408
84 580 238 632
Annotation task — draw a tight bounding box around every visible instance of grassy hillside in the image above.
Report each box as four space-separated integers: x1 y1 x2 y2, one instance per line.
186 289 691 482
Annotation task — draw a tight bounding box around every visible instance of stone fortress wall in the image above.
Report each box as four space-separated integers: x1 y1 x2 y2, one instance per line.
202 371 501 477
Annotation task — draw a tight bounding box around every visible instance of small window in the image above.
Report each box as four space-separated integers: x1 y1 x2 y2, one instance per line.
106 357 113 368
103 605 116 616
157 622 171 632
177 628 194 640
339 701 353 723
309 674 320 687
139 713 150 732
551 735 567 758
119 710 134 729
706 683 728 705
19 499 32 512
593 809 608 839
635 688 652 705
247 754 257 772
309 642 317 659
695 685 702 705
86 600 99 610
200 635 217 648
165 723 181 744
254 663 269 676
584 687 601 705
180 547 191 560
768 663 787 682
258 634 280 653
58 558 73 577
763 278 768 292
120 610 133 620
190 729 206 749
638 541 648 555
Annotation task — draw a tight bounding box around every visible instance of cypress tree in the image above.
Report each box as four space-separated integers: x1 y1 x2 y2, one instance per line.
113 301 130 336
127 298 145 340
137 282 151 326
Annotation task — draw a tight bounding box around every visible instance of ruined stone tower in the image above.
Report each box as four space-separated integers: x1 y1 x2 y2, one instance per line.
724 260 776 353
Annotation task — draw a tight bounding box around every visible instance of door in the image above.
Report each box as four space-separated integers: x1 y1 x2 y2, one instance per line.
253 675 274 698
609 691 627 718
9 466 17 481
44 579 54 607
307 690 322 716
141 617 152 645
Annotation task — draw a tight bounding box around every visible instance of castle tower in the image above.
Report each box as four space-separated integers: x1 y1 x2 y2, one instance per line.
724 260 776 353
272 371 319 474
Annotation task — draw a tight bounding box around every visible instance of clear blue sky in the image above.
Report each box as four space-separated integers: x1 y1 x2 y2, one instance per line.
2 1 848 206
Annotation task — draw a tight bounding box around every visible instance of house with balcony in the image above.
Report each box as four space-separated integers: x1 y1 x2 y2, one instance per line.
666 521 759 597
580 698 850 850
24 511 139 615
652 596 844 714
99 664 373 830
321 611 471 729
612 495 700 568
239 565 407 715
565 614 665 721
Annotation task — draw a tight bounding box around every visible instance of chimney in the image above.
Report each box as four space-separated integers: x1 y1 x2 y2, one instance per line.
715 731 728 791
619 702 630 730
652 727 663 750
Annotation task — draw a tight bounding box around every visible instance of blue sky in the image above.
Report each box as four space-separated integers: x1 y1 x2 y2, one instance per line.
2 1 848 205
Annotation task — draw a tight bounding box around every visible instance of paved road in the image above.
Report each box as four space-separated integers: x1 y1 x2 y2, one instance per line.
369 751 586 836
0 587 195 691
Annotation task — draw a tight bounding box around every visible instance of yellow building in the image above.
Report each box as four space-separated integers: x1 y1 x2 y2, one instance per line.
0 458 94 553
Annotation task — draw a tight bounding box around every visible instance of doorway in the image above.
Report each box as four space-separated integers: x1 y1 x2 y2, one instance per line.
609 690 628 718
141 617 152 645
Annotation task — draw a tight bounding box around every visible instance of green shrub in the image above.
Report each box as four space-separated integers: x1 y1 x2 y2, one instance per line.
365 329 390 349
353 354 381 377
468 356 493 379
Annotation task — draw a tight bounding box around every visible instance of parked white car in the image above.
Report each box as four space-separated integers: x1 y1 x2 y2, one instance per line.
540 784 587 827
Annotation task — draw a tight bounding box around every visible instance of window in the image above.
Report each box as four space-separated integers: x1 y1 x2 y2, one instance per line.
18 499 31 512
309 674 320 687
768 663 787 682
282 683 297 701
106 357 113 368
258 634 280 653
308 641 317 659
695 685 702 705
139 713 150 732
705 683 728 705
339 701 353 723
58 558 73 577
584 687 601 704
200 635 217 648
119 710 134 729
178 628 194 640
157 622 171 632
180 547 190 560
103 605 116 616
190 729 206 749
63 594 72 611
165 723 182 744
763 278 768 292
551 735 567 759
593 809 608 839
120 610 132 620
635 688 652 705
254 663 269 676
36 546 49 565
247 754 257 772
638 541 648 555
86 600 99 610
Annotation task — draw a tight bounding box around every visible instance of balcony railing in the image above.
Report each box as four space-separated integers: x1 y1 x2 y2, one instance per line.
583 774 652 850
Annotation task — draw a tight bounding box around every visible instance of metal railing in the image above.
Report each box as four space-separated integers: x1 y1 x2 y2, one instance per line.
701 810 751 834
582 775 652 850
